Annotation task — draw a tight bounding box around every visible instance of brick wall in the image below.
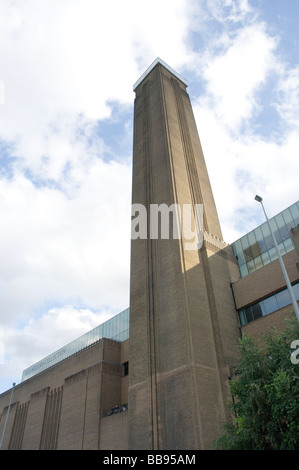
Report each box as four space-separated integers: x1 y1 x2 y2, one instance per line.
232 250 299 310
0 337 129 450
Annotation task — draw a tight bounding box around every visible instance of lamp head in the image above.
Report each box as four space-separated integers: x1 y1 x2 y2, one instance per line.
255 195 263 203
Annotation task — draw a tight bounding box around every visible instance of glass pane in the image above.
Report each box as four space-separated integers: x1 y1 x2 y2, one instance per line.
251 302 263 320
260 300 267 316
263 295 279 315
247 260 256 274
289 202 299 225
248 231 260 259
233 239 246 265
245 307 253 324
268 246 278 262
293 283 299 301
276 289 291 309
253 255 263 271
239 310 247 326
241 235 253 262
254 226 267 253
282 208 295 233
284 237 294 253
261 223 274 250
278 242 286 256
270 218 282 244
261 250 270 266
240 263 249 277
275 213 289 241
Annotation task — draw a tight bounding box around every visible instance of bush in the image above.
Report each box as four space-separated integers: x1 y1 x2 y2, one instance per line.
214 315 299 450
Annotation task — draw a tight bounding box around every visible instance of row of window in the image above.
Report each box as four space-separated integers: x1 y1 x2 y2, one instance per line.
232 202 299 278
239 283 299 326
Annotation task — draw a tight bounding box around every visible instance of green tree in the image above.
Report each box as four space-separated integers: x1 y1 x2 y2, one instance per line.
215 315 299 450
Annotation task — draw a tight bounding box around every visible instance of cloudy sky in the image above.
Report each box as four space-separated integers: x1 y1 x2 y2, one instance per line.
0 0 298 393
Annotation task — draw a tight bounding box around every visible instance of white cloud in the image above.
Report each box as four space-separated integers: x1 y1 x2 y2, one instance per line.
191 10 298 242
0 161 132 323
275 65 299 128
194 101 299 242
0 0 194 177
207 0 253 23
199 23 279 130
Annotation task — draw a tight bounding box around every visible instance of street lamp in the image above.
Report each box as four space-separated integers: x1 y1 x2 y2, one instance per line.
255 195 299 323
0 382 16 450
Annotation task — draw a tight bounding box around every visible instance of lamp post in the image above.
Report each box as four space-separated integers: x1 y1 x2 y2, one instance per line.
255 195 299 323
0 382 16 450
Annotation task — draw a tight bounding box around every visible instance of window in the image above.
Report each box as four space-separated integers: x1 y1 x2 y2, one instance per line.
238 283 299 326
123 361 129 376
251 303 263 320
276 289 291 309
289 203 299 224
232 202 299 278
263 295 278 315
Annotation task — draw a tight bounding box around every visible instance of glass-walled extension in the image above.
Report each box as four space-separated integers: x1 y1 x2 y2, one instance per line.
232 201 299 278
22 308 130 382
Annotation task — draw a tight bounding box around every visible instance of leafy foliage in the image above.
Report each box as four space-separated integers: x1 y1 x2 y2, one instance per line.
214 315 299 450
